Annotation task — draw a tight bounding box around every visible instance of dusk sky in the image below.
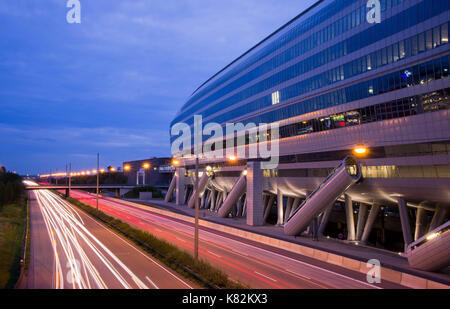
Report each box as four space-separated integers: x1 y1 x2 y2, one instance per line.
0 0 316 175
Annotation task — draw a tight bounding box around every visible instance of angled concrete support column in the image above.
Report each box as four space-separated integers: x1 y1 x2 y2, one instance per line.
284 197 295 224
345 194 356 241
209 188 216 211
361 204 380 244
318 203 334 237
277 189 284 226
215 191 223 212
290 197 301 216
264 195 275 223
218 174 247 218
415 207 428 241
246 161 264 226
398 198 413 250
430 206 448 232
356 204 368 241
175 168 186 206
188 172 209 209
165 173 177 203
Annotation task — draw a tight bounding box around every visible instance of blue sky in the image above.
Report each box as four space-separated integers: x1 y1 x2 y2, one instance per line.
0 0 316 175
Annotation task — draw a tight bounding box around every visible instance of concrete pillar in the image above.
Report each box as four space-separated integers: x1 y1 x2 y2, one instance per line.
291 197 301 216
318 203 334 237
175 168 186 206
209 188 216 211
65 188 70 198
361 204 380 244
214 191 222 212
218 174 247 218
397 198 413 249
284 197 295 224
115 188 120 198
415 207 428 241
429 206 448 231
188 172 209 209
277 189 284 226
246 161 264 226
264 195 275 223
345 194 356 241
165 174 177 203
223 190 228 203
356 204 369 241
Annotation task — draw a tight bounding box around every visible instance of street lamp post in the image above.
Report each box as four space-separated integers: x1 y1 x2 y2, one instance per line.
194 156 199 260
69 163 72 197
96 153 99 211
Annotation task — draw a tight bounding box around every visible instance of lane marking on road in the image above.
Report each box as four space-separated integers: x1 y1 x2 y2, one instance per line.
254 271 277 282
176 237 186 243
285 269 312 280
74 201 194 289
207 251 222 258
145 276 159 289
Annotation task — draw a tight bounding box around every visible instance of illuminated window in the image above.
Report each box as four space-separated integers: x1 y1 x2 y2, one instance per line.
272 91 280 105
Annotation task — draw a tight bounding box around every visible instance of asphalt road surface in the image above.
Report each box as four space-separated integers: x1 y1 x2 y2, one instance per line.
21 189 196 289
69 190 405 289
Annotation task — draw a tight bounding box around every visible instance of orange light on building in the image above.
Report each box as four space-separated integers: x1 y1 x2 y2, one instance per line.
124 165 131 171
228 155 238 162
354 145 368 156
143 163 150 170
110 167 116 173
100 169 105 174
172 159 180 166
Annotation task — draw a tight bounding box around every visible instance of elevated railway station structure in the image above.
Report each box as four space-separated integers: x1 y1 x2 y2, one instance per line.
167 0 450 272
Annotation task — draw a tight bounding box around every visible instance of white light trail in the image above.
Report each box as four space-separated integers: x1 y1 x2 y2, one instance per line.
34 189 149 289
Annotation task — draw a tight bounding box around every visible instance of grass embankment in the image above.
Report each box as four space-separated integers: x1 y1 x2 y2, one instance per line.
0 198 27 289
65 195 247 289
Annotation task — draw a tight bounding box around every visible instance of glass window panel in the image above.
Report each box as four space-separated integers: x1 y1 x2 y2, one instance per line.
393 43 399 62
433 26 441 47
418 33 425 53
426 29 433 50
442 23 449 44
411 36 418 56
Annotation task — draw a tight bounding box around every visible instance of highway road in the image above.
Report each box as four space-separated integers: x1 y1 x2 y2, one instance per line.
69 190 404 289
21 187 196 289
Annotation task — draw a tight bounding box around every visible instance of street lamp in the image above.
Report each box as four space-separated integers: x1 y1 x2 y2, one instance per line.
194 155 199 260
97 153 100 211
143 163 151 170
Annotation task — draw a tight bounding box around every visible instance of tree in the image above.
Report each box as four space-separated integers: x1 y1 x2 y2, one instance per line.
0 182 5 209
5 182 15 204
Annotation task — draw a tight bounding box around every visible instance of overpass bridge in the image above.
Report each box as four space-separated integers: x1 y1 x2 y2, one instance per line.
25 185 135 198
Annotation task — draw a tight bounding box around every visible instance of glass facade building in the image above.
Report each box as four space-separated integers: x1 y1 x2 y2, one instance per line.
171 0 449 147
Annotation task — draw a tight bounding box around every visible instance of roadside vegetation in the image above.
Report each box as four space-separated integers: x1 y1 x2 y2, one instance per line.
64 195 247 289
122 186 163 199
0 172 26 289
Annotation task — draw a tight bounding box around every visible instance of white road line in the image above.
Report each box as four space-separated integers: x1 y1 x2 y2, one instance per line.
254 271 277 282
285 269 311 280
207 251 222 258
145 276 159 289
77 203 194 289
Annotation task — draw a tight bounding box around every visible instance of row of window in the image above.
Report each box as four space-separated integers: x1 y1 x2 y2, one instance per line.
208 54 450 134
361 165 450 178
298 23 449 98
181 0 360 111
278 88 450 139
182 0 403 114
174 0 446 126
